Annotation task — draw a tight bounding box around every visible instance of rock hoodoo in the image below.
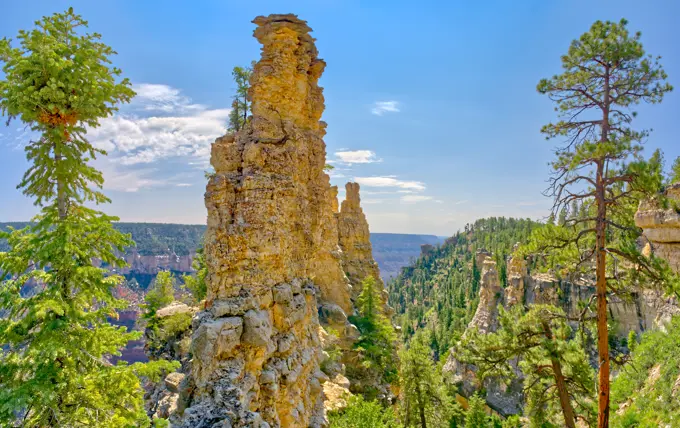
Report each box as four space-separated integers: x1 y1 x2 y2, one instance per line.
337 182 391 312
181 14 354 427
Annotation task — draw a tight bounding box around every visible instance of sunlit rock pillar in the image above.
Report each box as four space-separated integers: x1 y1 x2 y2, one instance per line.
336 182 392 314
182 14 342 428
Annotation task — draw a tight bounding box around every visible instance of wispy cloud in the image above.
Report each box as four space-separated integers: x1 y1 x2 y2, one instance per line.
354 176 425 191
516 201 538 207
455 200 469 205
371 101 400 116
401 195 432 203
133 83 205 113
334 150 381 164
176 183 192 187
363 198 388 204
82 83 229 192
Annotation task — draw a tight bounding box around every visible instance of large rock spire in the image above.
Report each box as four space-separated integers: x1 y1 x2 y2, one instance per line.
181 14 350 427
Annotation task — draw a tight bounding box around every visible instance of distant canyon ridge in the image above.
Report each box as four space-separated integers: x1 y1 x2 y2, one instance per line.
0 222 443 284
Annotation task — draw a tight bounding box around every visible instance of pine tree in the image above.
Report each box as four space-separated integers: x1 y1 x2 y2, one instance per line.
535 19 673 427
464 394 488 428
399 336 453 428
182 247 208 303
227 63 254 132
0 9 175 426
458 305 595 427
671 156 680 184
144 271 176 317
349 276 398 395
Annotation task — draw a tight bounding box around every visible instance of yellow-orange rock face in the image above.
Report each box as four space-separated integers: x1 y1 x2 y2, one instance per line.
635 183 680 272
337 183 391 313
181 14 352 428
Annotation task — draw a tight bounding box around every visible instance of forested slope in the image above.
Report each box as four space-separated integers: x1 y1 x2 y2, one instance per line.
387 217 540 356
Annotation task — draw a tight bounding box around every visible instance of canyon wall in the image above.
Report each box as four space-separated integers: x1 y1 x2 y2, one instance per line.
635 183 680 272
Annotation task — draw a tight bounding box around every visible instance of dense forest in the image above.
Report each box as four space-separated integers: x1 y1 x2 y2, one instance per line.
0 222 206 256
388 217 540 356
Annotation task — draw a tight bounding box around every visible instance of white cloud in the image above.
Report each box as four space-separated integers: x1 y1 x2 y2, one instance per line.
88 109 229 166
401 195 432 203
435 200 444 203
334 150 381 164
371 101 400 116
80 83 230 191
176 183 192 187
355 176 425 191
96 162 163 193
132 83 205 113
455 200 469 205
363 199 387 204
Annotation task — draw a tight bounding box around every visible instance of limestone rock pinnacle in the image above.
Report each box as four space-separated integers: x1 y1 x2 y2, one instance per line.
181 14 343 428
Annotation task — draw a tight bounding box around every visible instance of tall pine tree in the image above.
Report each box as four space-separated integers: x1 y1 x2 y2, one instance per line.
399 336 453 428
458 305 595 427
0 9 174 426
535 19 672 427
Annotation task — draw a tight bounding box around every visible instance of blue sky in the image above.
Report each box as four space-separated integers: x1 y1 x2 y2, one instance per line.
1 1 679 235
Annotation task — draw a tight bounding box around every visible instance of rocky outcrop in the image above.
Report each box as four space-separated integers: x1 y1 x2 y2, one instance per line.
444 244 680 416
180 14 350 428
467 252 501 333
143 302 197 423
337 183 392 315
337 183 382 293
635 183 680 271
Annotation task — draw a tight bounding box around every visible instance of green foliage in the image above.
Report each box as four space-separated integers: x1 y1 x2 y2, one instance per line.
399 336 454 427
182 247 208 302
464 394 489 428
458 305 595 426
0 9 164 426
388 217 540 356
145 312 193 358
114 223 205 256
611 316 680 426
329 395 402 428
0 222 207 257
144 271 176 317
228 63 254 132
671 156 680 184
348 276 398 396
535 19 674 424
501 415 522 428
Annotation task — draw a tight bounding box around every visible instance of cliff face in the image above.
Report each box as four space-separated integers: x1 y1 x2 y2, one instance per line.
444 246 680 416
181 15 349 428
635 183 680 272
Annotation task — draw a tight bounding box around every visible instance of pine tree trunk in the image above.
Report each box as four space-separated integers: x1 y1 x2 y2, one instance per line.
542 321 577 428
596 68 611 428
55 143 67 220
595 161 610 428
